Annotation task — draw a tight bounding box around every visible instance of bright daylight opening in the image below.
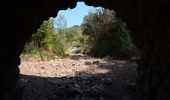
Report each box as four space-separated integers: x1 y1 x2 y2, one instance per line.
20 2 139 100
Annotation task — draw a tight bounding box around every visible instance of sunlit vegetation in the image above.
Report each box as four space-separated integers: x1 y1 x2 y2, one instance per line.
23 8 137 60
81 9 137 59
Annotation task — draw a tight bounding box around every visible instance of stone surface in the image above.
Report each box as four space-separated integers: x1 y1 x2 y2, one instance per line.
19 56 139 100
0 0 170 100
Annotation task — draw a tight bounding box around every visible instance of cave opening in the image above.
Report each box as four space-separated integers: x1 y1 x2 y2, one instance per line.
1 0 169 100
19 1 140 100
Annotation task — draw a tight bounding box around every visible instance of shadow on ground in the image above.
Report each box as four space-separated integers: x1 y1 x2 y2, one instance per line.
20 57 142 100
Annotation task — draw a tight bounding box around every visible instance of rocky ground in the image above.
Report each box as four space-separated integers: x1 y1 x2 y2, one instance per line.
19 54 142 100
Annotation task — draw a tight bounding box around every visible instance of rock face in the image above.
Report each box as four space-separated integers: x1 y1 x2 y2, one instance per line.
0 0 170 100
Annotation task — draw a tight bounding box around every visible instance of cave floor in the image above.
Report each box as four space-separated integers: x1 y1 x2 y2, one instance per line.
19 55 142 100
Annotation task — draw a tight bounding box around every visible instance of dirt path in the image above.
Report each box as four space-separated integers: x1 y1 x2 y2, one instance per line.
19 55 141 100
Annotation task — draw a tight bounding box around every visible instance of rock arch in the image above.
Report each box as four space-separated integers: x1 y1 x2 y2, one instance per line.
0 0 169 100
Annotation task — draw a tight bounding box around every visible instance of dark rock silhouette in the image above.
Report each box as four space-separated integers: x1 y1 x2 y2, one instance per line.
0 0 169 100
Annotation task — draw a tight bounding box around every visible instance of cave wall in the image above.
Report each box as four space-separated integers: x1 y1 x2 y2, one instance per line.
0 0 170 100
95 0 170 99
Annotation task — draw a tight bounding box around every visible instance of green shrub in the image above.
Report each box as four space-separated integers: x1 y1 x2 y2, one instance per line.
81 8 137 59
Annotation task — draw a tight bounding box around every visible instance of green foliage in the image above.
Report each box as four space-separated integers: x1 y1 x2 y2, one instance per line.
23 9 137 60
23 16 86 59
23 19 55 55
34 18 55 48
46 34 66 58
82 8 136 58
23 17 67 59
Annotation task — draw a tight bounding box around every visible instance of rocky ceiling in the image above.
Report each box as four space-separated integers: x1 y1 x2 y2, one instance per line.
0 0 169 100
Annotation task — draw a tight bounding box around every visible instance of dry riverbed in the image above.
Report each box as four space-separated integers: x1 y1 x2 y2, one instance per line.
19 55 141 100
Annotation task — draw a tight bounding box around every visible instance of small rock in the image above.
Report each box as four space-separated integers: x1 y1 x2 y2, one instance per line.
91 85 103 93
48 79 63 85
84 61 92 65
93 60 100 64
20 78 28 83
99 63 111 67
82 80 87 84
71 47 81 54
71 87 83 94
31 89 36 92
64 85 83 96
92 75 101 80
126 81 136 91
74 84 81 88
123 95 132 100
129 57 140 62
72 63 76 66
41 66 45 69
105 78 112 85
103 55 112 60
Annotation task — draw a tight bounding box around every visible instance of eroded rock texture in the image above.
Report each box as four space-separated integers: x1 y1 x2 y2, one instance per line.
0 0 169 100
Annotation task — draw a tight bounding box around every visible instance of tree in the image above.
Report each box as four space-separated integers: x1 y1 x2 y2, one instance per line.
55 15 67 35
81 8 136 58
24 18 55 60
23 15 71 58
33 18 55 48
81 13 96 36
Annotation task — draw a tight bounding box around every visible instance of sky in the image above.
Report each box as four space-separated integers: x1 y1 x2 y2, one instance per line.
54 2 100 28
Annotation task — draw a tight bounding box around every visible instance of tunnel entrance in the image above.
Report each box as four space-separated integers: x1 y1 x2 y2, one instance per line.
1 0 169 100
19 2 140 100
